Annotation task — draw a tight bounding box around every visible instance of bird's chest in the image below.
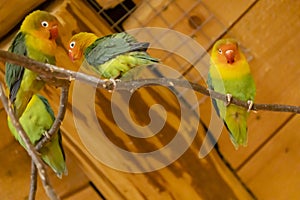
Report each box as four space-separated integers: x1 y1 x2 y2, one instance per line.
26 36 56 64
21 70 44 92
20 109 52 143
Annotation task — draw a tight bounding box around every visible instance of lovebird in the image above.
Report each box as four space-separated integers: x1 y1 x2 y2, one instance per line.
68 32 159 79
207 38 256 149
5 10 59 118
8 94 67 177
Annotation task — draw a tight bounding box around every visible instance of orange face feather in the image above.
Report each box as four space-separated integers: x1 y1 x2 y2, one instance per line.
68 32 98 62
68 40 81 62
21 10 59 41
215 40 240 65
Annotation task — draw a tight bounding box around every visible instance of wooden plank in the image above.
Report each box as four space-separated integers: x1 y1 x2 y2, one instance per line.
215 0 300 169
95 0 124 9
61 104 254 200
202 0 256 26
64 185 103 200
0 65 15 150
66 0 113 35
44 60 254 199
123 0 256 49
122 0 256 87
0 0 46 39
0 141 90 199
0 0 257 199
238 115 300 199
0 0 112 47
28 44 254 200
0 104 14 150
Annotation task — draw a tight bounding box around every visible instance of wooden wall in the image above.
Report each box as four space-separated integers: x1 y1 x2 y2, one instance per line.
0 0 300 199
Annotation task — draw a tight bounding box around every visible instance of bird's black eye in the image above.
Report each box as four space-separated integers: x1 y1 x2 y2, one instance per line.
218 49 222 54
41 21 49 27
70 41 76 49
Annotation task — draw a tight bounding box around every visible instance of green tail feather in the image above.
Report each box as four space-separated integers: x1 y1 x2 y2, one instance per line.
40 131 67 178
224 105 249 149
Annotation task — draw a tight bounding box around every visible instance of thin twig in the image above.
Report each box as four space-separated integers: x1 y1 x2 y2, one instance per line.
29 161 37 200
116 78 300 114
35 84 70 151
0 84 59 200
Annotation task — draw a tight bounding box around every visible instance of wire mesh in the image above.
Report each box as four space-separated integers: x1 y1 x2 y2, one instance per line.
86 0 227 107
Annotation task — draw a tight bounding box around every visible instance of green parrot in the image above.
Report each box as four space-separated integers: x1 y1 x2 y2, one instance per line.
5 10 59 118
68 32 159 79
8 94 67 178
207 38 256 149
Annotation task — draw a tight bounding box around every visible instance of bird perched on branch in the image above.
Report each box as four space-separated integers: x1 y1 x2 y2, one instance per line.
68 32 159 79
207 38 256 149
5 10 59 118
8 94 67 178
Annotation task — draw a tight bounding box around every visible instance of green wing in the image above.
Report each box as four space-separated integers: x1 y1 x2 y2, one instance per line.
37 94 66 171
5 32 26 102
84 32 150 66
37 94 55 120
207 72 220 117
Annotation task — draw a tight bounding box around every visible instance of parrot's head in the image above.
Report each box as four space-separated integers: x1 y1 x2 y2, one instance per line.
68 32 98 62
21 10 59 41
212 38 241 65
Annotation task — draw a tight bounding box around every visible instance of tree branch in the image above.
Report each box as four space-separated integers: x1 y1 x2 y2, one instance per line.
0 50 112 89
116 78 300 114
1 49 300 114
29 161 37 200
27 85 69 200
0 84 59 200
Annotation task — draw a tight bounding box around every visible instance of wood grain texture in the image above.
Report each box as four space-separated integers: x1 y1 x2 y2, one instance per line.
37 78 253 199
123 0 256 49
0 141 91 199
95 0 124 9
0 65 14 150
64 185 104 200
238 115 300 199
216 0 300 169
0 104 14 150
0 0 45 39
4 0 296 199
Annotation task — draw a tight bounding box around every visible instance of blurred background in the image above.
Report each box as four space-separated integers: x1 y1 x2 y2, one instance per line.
0 0 299 199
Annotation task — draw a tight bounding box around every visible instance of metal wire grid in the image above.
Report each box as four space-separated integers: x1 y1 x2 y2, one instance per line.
87 1 225 71
86 0 227 108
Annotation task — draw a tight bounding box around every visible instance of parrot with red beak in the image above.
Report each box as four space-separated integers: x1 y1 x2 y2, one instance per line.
4 10 67 178
207 38 256 149
68 32 159 79
5 10 59 118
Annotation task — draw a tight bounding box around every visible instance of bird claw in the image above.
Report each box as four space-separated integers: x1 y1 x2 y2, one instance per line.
225 94 232 106
43 131 51 139
247 100 254 112
103 78 120 92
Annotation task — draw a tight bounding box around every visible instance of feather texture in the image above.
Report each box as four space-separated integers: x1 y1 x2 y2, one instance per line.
69 32 159 79
207 38 256 149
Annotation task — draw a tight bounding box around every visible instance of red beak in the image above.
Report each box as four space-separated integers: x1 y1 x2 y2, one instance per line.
224 49 235 64
49 25 58 40
68 50 74 62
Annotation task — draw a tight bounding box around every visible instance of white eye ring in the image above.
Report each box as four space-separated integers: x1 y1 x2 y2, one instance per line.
70 41 76 49
41 21 49 27
218 49 222 54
